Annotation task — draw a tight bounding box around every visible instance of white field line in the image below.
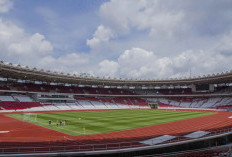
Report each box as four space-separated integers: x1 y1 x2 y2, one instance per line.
0 131 10 133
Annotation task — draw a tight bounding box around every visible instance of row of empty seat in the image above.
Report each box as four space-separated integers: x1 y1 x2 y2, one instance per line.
149 97 232 110
0 95 149 112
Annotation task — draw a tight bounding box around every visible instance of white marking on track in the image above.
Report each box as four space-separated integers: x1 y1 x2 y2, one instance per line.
0 131 10 133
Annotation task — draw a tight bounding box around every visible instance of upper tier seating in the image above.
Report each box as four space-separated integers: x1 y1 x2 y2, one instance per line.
0 96 15 101
6 84 116 94
1 83 137 95
152 97 232 110
13 95 33 102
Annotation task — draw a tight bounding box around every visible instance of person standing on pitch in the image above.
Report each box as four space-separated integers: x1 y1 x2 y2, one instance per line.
49 120 51 126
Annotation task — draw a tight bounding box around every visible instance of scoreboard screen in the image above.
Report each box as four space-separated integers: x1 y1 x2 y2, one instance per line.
196 84 210 91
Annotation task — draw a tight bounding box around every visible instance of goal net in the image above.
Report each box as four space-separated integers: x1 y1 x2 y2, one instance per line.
23 113 37 122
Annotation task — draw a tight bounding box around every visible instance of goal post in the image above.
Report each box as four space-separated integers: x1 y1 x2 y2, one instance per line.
23 113 37 122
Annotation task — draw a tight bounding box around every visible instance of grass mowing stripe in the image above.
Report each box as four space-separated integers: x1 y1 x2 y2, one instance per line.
7 110 215 136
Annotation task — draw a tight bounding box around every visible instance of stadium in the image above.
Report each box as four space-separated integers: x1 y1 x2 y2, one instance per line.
0 60 232 157
1 0 232 157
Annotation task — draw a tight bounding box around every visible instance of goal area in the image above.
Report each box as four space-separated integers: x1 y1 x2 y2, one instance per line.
23 113 37 122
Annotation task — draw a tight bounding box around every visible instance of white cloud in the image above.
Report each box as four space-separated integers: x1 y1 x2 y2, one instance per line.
1 0 232 80
98 59 118 77
89 0 232 79
0 0 12 13
0 17 89 75
94 48 173 78
99 0 184 36
86 25 115 49
95 46 232 79
116 48 173 78
38 53 88 73
8 33 53 56
0 18 53 62
215 31 232 53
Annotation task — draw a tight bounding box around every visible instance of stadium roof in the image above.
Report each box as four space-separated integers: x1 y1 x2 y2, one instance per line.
0 60 232 87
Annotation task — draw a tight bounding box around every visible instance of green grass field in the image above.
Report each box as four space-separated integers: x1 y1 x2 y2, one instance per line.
7 110 215 136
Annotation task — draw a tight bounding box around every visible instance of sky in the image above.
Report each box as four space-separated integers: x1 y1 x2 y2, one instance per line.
0 0 232 79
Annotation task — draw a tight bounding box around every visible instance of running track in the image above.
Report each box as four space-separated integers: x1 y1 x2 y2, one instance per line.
0 109 232 144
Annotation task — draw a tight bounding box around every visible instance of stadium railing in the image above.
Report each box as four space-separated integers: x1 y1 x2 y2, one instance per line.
1 127 232 155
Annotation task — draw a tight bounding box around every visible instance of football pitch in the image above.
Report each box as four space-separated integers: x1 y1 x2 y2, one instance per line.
7 110 215 136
